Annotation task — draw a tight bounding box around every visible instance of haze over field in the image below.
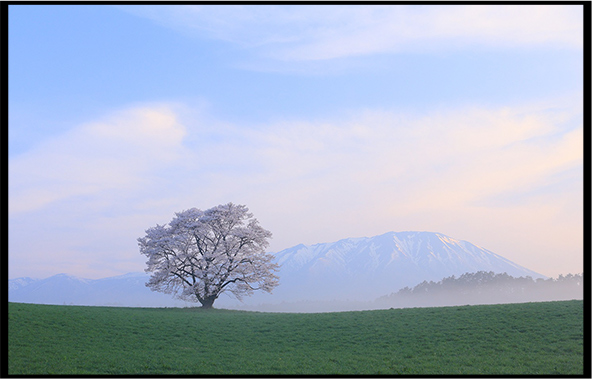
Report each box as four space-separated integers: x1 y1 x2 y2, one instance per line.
9 5 583 284
9 232 583 312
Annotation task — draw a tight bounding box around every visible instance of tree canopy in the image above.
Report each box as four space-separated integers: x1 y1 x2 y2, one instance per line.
138 203 278 308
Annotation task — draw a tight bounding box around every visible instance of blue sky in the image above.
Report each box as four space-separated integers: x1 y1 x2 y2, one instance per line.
9 4 584 280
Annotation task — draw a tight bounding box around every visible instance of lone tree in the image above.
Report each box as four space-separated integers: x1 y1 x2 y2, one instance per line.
138 203 279 308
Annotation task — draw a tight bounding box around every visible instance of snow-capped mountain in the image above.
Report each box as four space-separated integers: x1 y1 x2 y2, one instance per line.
9 231 545 309
266 231 545 303
8 277 37 291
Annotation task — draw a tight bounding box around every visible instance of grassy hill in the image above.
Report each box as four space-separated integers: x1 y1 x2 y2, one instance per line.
8 300 584 375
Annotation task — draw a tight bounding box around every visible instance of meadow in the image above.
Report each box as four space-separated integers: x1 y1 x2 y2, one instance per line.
8 300 584 375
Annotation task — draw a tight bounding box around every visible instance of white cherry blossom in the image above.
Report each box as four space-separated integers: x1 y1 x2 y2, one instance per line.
138 203 278 308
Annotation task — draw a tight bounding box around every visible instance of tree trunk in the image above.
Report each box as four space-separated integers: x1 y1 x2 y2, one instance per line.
200 296 216 309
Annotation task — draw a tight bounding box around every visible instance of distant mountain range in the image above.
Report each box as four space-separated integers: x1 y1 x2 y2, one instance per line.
9 231 546 309
8 272 190 307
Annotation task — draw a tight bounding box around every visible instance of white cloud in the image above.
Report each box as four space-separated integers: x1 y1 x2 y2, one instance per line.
8 99 583 278
121 4 583 62
172 100 582 277
9 104 188 214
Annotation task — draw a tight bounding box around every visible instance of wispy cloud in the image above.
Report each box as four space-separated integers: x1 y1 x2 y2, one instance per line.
121 4 583 63
169 98 582 276
9 4 583 281
9 97 582 278
9 104 188 214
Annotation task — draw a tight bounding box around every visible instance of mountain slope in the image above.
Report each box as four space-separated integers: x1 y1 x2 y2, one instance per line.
9 231 545 308
268 231 545 302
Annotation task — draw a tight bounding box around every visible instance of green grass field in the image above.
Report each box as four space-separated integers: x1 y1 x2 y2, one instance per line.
8 300 584 375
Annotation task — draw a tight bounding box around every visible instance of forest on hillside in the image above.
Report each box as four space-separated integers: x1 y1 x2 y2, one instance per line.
377 271 583 308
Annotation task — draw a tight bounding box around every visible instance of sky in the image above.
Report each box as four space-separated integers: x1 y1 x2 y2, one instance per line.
8 4 584 280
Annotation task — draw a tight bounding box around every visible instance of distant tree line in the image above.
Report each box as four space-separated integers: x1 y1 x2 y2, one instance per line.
377 271 583 308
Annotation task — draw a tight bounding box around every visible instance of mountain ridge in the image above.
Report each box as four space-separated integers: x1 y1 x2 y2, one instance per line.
270 231 544 303
276 231 541 274
9 231 546 309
